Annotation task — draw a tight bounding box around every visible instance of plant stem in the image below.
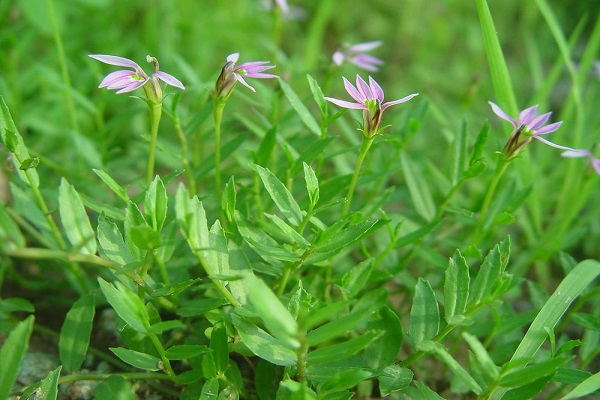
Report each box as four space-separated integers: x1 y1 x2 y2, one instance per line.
213 100 226 213
340 135 375 217
173 110 197 196
471 156 510 246
146 102 163 186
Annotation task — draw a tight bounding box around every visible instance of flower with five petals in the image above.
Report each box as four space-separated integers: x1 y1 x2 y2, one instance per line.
215 53 277 102
332 41 384 72
324 75 418 136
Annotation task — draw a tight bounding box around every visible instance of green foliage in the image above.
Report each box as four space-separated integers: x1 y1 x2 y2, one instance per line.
0 0 599 398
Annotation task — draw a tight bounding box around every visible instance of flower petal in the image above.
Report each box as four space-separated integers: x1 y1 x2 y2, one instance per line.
154 71 185 90
382 93 419 110
89 54 141 70
332 51 344 66
534 121 562 135
518 105 538 125
368 76 384 102
98 70 136 88
528 112 551 131
234 73 256 92
323 97 367 109
342 77 364 103
352 54 384 71
489 101 518 127
355 75 373 100
532 135 574 151
115 80 147 94
591 158 600 174
348 40 383 52
561 149 590 158
227 53 240 63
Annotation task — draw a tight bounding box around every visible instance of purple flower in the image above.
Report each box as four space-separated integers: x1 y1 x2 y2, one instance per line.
324 75 418 136
215 53 277 100
562 149 600 174
89 54 184 100
332 41 384 72
488 102 573 158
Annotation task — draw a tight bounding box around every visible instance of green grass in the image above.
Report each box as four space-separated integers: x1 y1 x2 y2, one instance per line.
1 0 599 399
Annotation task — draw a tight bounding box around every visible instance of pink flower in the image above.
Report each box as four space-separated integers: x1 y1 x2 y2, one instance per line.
324 75 418 136
215 53 277 100
562 149 600 175
89 54 184 97
332 41 384 72
488 102 573 158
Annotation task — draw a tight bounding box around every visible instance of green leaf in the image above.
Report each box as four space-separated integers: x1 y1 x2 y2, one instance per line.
0 96 39 187
211 321 229 374
500 356 572 387
307 331 381 365
256 360 281 400
320 369 374 394
165 345 209 360
279 78 321 136
0 315 34 400
110 347 161 371
476 0 517 116
0 202 25 248
254 164 303 226
341 259 373 298
409 278 440 347
307 74 327 113
36 366 62 400
59 294 95 372
303 162 320 208
312 219 386 254
418 341 482 394
290 136 336 176
246 275 299 349
231 313 297 366
97 214 134 265
444 250 470 321
276 379 317 400
393 218 442 249
306 305 376 346
98 278 150 334
130 224 162 250
95 375 136 400
223 176 237 223
462 332 499 385
200 377 220 400
559 371 600 400
365 306 403 369
469 241 504 306
93 169 129 202
490 259 600 399
0 297 34 313
58 179 97 255
145 175 168 232
379 365 414 396
401 152 435 221
149 320 187 334
452 119 468 184
502 376 552 400
264 213 311 249
206 220 230 276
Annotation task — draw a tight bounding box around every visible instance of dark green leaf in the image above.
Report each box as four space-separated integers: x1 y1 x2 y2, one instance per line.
365 306 403 369
95 375 136 400
254 164 303 226
59 179 97 255
379 365 413 396
59 294 95 372
307 331 381 365
500 356 572 387
165 345 209 360
211 321 229 374
313 219 386 253
444 250 470 321
0 315 34 400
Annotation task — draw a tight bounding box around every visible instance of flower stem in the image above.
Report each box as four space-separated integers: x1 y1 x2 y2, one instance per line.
340 134 375 217
173 111 197 196
213 100 226 213
471 156 510 246
146 102 163 186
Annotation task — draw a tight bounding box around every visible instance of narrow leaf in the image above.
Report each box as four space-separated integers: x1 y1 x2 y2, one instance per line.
98 278 150 334
93 169 129 202
409 278 440 347
59 294 95 372
36 366 62 400
0 315 34 400
303 162 319 207
97 214 134 265
144 175 168 232
110 347 161 371
307 330 381 365
59 178 97 255
560 371 600 400
255 164 303 226
279 78 321 136
444 250 470 321
401 152 435 221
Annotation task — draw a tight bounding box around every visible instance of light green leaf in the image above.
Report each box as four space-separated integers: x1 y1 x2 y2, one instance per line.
401 152 435 221
379 365 414 397
463 332 499 385
560 371 600 400
307 330 381 365
93 169 129 202
254 164 303 226
110 347 161 371
165 345 209 360
0 315 34 400
303 162 319 208
145 175 167 232
409 278 440 347
264 213 311 248
95 375 136 400
59 294 95 372
312 219 386 254
307 74 327 113
97 214 134 265
0 202 25 249
59 178 97 255
279 78 321 136
231 313 297 366
500 356 571 387
36 366 62 400
98 278 150 334
444 250 470 321
245 275 299 349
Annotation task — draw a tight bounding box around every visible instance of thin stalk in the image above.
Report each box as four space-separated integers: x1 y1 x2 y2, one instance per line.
213 100 226 213
173 111 197 196
148 332 177 379
146 102 163 186
471 156 510 246
340 135 375 217
45 0 79 136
